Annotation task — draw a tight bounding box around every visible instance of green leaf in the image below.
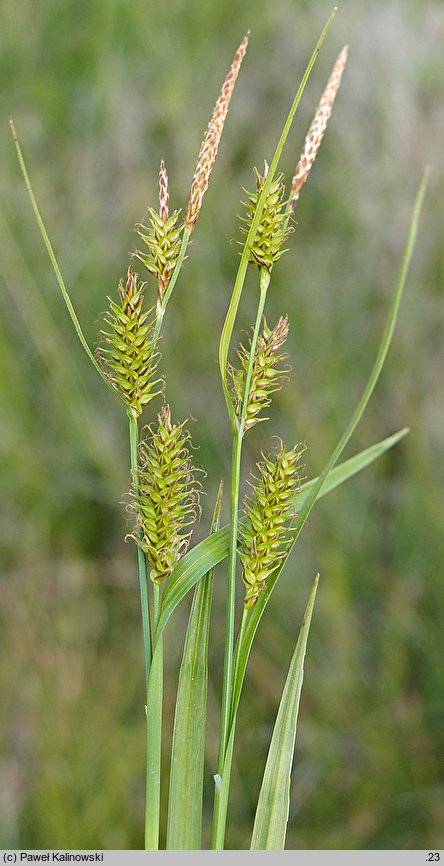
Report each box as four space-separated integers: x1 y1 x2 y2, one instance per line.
166 482 224 850
296 426 409 504
9 119 112 393
250 575 319 850
156 427 408 643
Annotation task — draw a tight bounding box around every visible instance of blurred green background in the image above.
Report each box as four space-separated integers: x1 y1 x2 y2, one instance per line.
1 0 443 850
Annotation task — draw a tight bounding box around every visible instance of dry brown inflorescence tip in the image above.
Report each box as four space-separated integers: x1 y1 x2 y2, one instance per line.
185 31 250 233
290 45 348 209
159 160 170 223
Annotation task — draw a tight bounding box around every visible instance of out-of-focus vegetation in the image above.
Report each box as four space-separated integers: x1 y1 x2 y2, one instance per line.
1 0 443 850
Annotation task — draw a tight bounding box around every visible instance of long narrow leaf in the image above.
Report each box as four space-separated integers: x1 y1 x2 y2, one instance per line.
297 426 408 504
166 482 224 850
250 575 319 850
156 427 408 642
9 119 112 392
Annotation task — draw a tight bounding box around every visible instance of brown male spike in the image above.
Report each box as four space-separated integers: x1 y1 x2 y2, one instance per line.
185 31 250 233
290 45 348 209
159 160 169 223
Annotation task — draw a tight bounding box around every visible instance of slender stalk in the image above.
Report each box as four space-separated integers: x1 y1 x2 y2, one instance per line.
239 268 270 431
128 410 157 849
153 229 191 340
128 411 152 684
230 606 249 728
145 575 164 849
211 268 269 849
145 636 163 849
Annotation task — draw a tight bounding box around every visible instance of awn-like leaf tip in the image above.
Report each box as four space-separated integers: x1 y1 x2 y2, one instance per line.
185 31 250 233
290 44 348 210
159 160 169 223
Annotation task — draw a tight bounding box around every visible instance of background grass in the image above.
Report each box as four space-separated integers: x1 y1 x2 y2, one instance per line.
1 0 443 850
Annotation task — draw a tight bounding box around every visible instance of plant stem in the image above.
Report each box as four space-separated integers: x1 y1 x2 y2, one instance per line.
153 229 191 341
240 268 270 431
128 411 152 685
128 409 162 849
211 268 269 849
145 579 164 849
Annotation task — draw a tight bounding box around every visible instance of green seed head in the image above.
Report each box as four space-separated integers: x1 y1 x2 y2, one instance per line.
240 163 293 271
132 405 201 584
229 316 289 433
97 267 162 416
239 442 305 607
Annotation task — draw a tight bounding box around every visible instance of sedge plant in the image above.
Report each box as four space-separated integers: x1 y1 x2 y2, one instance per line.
10 8 429 850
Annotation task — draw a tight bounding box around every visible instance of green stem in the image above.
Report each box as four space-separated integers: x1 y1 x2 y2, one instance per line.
153 229 191 341
240 269 270 432
128 410 157 849
145 581 163 849
128 411 152 684
230 606 249 728
210 432 241 850
211 268 269 849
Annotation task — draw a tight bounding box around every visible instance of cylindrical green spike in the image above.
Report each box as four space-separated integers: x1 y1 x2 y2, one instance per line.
131 405 201 584
228 316 289 431
97 267 162 416
239 164 293 272
239 443 305 607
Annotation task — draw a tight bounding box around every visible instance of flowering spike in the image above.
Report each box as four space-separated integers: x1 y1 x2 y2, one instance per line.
239 443 305 607
135 204 183 312
229 316 289 432
290 46 348 209
240 167 293 271
130 405 201 584
159 160 169 223
96 267 162 416
185 31 250 233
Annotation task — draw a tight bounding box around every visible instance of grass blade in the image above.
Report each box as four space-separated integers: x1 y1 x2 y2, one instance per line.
156 427 408 642
9 118 112 393
166 482 224 850
297 426 409 503
250 575 319 850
